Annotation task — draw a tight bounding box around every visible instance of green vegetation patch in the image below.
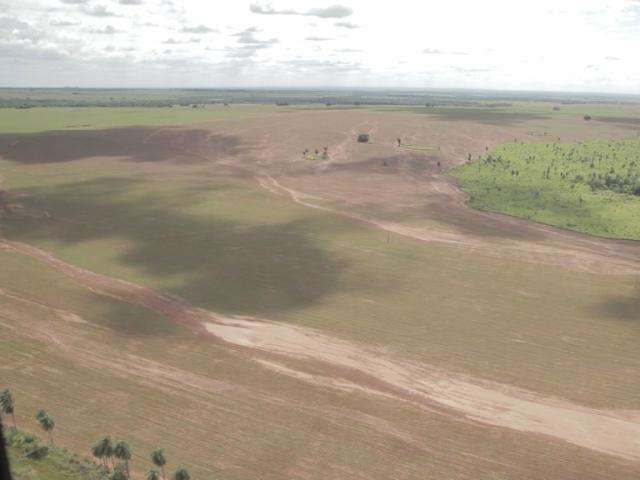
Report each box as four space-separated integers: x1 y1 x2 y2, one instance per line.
0 106 268 134
7 429 107 480
450 137 640 240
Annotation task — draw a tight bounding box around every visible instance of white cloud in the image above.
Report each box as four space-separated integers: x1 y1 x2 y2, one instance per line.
249 3 353 18
0 0 637 92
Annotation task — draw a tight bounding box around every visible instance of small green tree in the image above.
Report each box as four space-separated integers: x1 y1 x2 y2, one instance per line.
36 411 55 445
111 464 127 480
114 440 132 479
92 441 107 469
173 468 190 480
151 449 167 480
92 436 115 470
0 389 16 429
147 470 161 480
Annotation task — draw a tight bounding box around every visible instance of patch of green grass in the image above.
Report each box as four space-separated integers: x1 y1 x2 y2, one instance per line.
7 430 107 480
450 137 640 240
0 106 270 134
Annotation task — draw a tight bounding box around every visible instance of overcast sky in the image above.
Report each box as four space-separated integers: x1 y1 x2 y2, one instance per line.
1 0 639 92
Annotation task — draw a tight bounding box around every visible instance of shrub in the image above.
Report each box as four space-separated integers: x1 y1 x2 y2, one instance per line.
357 133 370 143
24 444 49 460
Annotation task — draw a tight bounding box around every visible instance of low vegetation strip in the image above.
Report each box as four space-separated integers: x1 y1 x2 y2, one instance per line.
6 429 107 480
450 137 640 240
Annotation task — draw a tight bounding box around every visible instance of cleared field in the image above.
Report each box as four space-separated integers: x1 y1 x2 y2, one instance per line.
0 105 270 134
450 138 640 239
2 105 640 479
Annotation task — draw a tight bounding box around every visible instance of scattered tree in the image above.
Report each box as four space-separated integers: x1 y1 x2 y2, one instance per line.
96 436 115 470
357 133 370 143
147 470 161 480
151 448 167 480
92 441 108 469
173 468 190 480
36 411 55 445
111 464 127 480
114 440 132 479
0 389 16 429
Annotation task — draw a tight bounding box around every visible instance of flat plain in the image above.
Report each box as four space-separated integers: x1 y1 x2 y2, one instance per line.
1 100 640 479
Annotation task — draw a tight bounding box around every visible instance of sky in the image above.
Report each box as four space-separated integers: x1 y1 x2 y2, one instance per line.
1 0 640 92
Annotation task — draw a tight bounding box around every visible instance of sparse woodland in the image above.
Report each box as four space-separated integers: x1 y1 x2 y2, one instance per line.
452 137 640 239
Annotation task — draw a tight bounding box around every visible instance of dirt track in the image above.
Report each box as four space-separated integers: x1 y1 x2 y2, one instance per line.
257 173 640 274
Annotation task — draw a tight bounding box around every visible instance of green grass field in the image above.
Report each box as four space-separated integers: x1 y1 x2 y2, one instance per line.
0 106 271 134
450 137 640 239
7 430 106 480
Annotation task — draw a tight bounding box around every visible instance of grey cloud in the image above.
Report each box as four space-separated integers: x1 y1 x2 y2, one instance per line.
119 0 144 4
180 25 216 34
605 56 620 61
454 67 492 74
306 36 332 41
59 0 88 4
50 19 80 26
283 58 363 72
423 48 442 54
307 5 352 18
81 5 118 17
249 3 353 19
0 41 69 62
0 15 30 31
163 37 201 44
0 16 44 43
233 27 278 46
335 21 358 29
87 25 118 34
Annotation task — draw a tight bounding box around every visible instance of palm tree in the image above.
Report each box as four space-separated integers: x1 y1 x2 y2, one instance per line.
92 441 107 469
98 436 115 470
114 440 132 479
111 464 127 480
151 449 167 480
36 411 55 445
0 389 16 429
173 468 190 480
147 470 161 480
